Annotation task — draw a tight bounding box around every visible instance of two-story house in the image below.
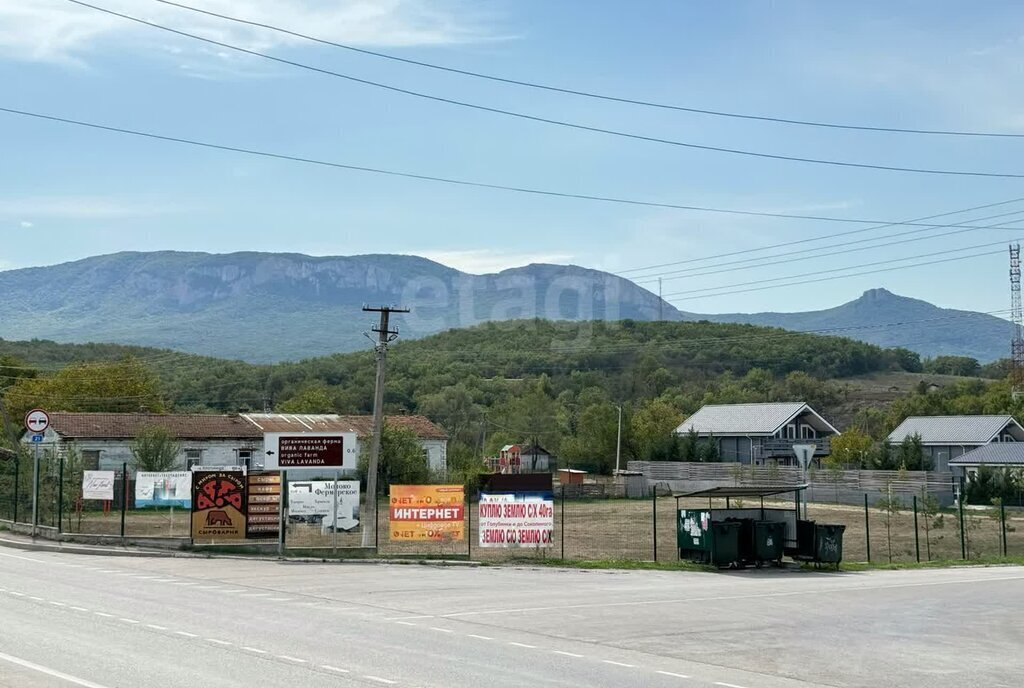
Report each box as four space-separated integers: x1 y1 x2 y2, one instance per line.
886 415 1024 472
673 402 839 465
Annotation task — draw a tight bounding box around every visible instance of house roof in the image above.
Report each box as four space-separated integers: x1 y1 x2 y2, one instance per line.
886 416 1022 445
675 402 837 436
48 412 260 440
45 412 447 441
949 443 1024 466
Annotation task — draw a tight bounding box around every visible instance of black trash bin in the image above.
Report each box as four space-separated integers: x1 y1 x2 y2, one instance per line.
795 519 816 560
752 520 786 566
710 521 741 568
815 524 845 566
727 517 755 567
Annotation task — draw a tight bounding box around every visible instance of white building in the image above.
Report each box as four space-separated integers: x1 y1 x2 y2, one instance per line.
25 412 448 474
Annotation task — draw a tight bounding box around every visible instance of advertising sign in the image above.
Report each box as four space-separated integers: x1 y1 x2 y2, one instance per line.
246 472 281 539
478 492 555 548
135 472 192 508
191 470 247 542
389 485 465 541
82 470 115 501
263 432 357 469
288 480 361 532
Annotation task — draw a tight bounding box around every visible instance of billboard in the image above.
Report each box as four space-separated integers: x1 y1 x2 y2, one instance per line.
389 485 465 541
288 480 361 532
82 470 115 501
263 432 358 469
246 472 282 539
135 472 191 508
478 492 554 548
191 470 246 542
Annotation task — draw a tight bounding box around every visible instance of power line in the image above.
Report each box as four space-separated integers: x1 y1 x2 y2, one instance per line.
149 0 1024 140
661 237 1021 298
7 104 1024 238
65 0 1024 179
634 212 1024 285
620 197 1024 277
667 248 1005 302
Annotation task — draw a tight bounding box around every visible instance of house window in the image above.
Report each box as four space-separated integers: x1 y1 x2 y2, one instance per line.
184 448 202 470
81 450 100 471
1003 434 1016 443
785 424 797 439
237 449 253 470
800 425 816 439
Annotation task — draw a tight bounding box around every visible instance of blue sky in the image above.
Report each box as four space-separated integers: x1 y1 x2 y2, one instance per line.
3 0 1024 315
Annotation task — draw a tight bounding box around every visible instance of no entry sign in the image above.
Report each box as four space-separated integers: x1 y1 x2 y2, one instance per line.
24 409 49 434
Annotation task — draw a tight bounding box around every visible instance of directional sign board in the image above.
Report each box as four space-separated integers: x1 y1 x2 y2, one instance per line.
24 409 49 434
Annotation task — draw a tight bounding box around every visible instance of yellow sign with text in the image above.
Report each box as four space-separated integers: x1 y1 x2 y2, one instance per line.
389 485 465 541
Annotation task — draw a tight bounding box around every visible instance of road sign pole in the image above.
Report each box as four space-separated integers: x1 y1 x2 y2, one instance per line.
31 443 39 537
332 471 339 556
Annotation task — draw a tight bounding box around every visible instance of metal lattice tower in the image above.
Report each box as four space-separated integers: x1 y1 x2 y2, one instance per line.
1011 244 1024 398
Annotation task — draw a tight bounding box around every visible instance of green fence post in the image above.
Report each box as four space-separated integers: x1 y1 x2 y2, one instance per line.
1001 501 1008 557
958 484 967 560
912 495 920 563
120 462 127 540
12 458 18 524
58 456 64 535
651 487 659 561
560 487 565 560
864 493 871 563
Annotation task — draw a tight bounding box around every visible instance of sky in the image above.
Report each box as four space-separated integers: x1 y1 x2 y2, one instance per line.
3 0 1024 315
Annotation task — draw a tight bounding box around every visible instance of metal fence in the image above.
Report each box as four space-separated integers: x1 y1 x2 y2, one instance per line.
1 458 1019 565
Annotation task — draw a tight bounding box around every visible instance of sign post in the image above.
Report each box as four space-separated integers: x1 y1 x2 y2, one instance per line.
792 443 816 520
24 409 49 538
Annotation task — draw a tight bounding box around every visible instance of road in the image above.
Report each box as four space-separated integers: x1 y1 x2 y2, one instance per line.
0 547 1020 688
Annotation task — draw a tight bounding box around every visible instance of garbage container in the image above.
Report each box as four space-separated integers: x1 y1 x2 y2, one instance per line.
814 524 845 566
727 517 755 566
795 519 816 560
710 520 741 568
752 520 785 565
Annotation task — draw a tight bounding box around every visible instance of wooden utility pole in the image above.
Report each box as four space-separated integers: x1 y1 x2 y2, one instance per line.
361 305 409 547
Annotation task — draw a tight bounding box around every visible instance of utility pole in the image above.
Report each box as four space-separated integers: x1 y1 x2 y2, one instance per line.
1010 244 1024 399
615 405 623 474
658 278 663 321
361 305 409 548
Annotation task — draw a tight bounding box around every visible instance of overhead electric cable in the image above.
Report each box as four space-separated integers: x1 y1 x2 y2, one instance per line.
150 0 1024 139
64 0 1024 179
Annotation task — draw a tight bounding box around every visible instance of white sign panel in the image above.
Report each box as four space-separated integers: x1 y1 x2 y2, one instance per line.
135 472 192 508
82 470 115 501
478 492 555 548
262 432 358 470
288 480 361 532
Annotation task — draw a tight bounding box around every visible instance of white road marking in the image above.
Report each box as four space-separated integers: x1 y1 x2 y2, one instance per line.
220 589 247 594
602 660 635 667
93 612 114 618
195 586 222 590
715 683 749 688
467 634 493 641
395 621 417 627
239 592 271 597
174 631 198 638
29 596 44 601
118 618 140 624
267 597 292 602
145 624 167 631
172 582 198 586
321 665 350 674
242 647 268 654
0 552 45 563
657 671 691 679
364 676 396 685
554 651 584 658
276 655 307 663
0 650 113 688
48 601 67 607
153 579 177 583
206 639 232 646
8 591 25 597
70 606 89 612
429 627 454 633
98 570 118 574
509 642 536 649
385 615 433 621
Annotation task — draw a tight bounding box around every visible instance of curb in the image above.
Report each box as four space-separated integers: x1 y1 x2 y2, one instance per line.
0 536 173 558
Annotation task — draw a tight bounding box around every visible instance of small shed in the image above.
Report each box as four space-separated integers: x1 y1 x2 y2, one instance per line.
557 468 587 486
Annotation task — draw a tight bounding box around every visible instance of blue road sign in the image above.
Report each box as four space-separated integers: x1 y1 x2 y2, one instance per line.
30 434 43 443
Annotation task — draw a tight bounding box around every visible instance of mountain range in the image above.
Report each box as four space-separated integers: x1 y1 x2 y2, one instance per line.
0 251 1011 363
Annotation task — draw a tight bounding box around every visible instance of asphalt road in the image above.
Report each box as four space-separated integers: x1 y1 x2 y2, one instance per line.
0 547 1021 688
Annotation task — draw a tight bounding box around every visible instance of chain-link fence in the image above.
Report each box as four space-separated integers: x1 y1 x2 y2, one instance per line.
2 461 1021 565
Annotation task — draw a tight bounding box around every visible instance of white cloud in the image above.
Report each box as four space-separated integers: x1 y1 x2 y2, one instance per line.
0 196 177 219
417 249 575 274
0 0 499 66
19 221 33 228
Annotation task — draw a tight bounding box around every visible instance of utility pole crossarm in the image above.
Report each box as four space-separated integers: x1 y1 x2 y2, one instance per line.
360 305 410 548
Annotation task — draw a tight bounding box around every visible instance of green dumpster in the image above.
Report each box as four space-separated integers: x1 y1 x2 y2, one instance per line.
752 520 785 565
815 524 845 565
710 521 741 568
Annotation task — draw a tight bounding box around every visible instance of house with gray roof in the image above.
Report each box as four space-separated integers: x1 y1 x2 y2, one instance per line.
886 415 1024 472
949 443 1024 476
673 402 839 465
